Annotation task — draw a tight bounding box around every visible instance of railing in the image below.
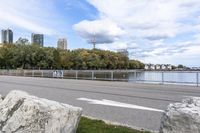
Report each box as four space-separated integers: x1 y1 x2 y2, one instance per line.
0 70 199 87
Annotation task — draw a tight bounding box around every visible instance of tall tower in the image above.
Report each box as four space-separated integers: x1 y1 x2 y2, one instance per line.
91 34 96 49
31 33 44 47
57 38 67 50
1 29 13 44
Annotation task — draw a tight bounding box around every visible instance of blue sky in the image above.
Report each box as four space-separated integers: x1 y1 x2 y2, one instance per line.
0 0 200 67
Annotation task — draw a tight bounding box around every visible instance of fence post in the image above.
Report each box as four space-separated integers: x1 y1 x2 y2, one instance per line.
92 71 94 80
41 71 43 77
197 72 199 87
111 71 114 81
75 71 78 79
162 72 164 84
32 70 34 77
134 71 137 82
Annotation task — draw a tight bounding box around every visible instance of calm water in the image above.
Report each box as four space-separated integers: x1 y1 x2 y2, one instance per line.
88 71 200 85
128 71 199 85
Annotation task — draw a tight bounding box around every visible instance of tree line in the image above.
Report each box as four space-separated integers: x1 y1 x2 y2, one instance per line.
0 44 144 70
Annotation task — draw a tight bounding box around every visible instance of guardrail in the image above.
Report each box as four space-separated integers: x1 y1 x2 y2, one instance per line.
0 70 199 87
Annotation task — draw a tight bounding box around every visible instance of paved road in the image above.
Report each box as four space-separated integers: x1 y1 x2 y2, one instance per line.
0 76 200 132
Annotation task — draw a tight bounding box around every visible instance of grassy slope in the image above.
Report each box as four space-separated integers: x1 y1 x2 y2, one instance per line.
77 117 151 133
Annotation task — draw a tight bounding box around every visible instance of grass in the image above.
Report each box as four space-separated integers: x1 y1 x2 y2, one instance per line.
77 117 151 133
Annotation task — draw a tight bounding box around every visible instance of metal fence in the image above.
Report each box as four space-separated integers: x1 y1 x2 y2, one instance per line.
0 70 199 87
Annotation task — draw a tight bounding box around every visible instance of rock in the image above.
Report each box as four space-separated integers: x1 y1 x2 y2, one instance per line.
0 90 82 133
159 97 200 133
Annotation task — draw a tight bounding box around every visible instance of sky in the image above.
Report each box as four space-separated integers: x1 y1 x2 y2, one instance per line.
0 0 200 67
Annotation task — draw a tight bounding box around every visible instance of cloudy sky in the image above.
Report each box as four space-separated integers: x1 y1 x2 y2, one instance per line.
1 0 200 66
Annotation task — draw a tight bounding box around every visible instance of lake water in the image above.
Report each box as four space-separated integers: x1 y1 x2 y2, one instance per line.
128 71 199 85
76 71 200 86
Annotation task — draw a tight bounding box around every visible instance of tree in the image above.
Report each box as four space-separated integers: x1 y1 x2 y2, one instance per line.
52 49 61 69
178 64 184 68
0 43 144 70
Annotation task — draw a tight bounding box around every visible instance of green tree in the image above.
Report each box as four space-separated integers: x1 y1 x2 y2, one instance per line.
178 64 184 68
0 43 144 70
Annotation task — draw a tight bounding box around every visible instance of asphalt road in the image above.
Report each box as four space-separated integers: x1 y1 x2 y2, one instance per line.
0 76 200 132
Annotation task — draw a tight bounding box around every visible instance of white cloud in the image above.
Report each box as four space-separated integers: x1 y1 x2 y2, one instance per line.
142 45 200 66
0 11 55 35
132 39 200 65
73 19 125 44
0 0 59 35
74 0 200 66
97 41 138 51
87 0 200 38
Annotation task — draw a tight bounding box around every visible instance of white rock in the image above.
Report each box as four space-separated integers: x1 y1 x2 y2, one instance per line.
0 90 82 133
160 97 200 133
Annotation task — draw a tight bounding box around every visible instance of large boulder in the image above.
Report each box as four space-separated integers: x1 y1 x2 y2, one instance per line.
160 97 200 133
0 90 82 133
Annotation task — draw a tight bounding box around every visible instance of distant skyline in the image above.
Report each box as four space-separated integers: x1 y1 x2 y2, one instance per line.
0 0 200 66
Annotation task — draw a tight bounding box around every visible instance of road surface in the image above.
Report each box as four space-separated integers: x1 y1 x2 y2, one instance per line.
0 76 200 132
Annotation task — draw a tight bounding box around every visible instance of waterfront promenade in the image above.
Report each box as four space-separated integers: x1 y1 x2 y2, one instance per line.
0 76 200 131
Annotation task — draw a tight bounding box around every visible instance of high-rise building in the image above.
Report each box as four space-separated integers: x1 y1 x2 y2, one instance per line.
31 33 44 47
1 29 13 44
57 38 67 50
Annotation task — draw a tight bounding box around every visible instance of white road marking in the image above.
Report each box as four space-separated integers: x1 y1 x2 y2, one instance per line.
77 98 164 112
183 96 199 98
